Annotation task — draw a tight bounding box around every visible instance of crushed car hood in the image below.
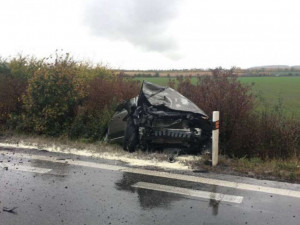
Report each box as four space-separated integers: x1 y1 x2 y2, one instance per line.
138 81 208 117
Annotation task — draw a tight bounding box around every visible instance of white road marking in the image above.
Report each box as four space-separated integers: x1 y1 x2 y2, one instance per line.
2 150 300 199
132 182 244 204
1 163 52 174
122 168 300 199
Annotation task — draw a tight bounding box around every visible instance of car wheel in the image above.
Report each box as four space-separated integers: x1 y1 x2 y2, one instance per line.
123 117 138 152
127 131 138 152
103 128 109 143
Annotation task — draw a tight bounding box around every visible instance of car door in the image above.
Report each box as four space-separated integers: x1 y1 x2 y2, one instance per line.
107 104 128 143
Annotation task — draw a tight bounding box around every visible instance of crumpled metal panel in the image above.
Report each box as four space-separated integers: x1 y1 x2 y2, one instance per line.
140 81 207 117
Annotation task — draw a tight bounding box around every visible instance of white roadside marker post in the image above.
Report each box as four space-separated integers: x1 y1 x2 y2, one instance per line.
212 111 220 167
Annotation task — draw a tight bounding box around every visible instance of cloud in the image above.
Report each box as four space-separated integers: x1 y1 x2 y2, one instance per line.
84 0 180 55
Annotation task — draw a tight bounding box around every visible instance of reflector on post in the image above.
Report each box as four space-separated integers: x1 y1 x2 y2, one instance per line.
212 111 220 167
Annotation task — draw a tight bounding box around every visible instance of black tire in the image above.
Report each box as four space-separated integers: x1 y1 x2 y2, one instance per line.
123 117 138 152
127 131 138 152
103 128 109 143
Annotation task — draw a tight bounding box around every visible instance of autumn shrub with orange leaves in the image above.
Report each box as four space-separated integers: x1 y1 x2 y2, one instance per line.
0 53 140 139
21 54 86 136
171 68 300 159
0 56 42 130
68 76 140 140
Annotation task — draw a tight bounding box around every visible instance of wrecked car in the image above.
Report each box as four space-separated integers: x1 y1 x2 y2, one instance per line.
106 81 212 153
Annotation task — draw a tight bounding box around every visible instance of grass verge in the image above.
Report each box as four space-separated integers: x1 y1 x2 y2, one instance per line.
189 155 300 183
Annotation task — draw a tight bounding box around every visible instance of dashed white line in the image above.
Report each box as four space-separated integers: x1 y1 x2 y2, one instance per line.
122 167 300 199
132 182 244 204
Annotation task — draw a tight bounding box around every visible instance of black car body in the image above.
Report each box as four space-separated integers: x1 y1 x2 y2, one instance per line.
106 81 212 153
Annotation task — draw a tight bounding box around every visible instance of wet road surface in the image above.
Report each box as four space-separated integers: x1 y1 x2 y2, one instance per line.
1 147 300 225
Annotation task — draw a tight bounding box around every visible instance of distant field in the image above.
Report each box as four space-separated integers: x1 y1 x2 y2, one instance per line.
120 68 300 77
134 77 300 118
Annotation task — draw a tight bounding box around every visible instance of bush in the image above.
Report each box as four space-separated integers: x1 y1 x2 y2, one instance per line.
22 54 85 136
69 107 114 141
0 75 27 129
0 53 140 140
172 68 300 159
69 77 140 140
252 112 300 159
0 56 41 130
173 68 255 156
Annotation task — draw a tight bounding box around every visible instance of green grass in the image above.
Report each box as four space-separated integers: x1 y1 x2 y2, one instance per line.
239 77 300 118
134 76 300 118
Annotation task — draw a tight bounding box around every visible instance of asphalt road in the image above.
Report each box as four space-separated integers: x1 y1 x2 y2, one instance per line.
1 147 300 225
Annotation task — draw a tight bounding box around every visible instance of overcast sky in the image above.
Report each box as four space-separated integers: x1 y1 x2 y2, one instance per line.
0 0 299 69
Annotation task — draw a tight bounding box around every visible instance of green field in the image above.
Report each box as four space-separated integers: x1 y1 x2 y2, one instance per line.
134 77 300 118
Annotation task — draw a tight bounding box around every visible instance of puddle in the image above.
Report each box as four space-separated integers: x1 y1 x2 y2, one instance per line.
115 172 183 209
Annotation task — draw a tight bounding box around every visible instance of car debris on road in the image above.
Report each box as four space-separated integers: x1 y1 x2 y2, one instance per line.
3 207 18 214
